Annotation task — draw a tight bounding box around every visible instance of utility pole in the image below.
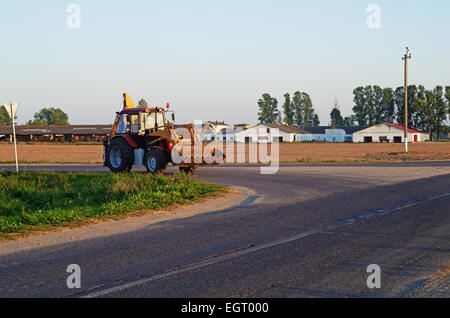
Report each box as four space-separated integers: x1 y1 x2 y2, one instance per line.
402 47 412 153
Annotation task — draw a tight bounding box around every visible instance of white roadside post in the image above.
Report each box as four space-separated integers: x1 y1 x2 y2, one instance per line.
3 103 19 173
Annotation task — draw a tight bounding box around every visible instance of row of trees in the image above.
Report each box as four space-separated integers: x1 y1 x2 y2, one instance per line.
26 107 70 125
0 106 70 126
330 85 450 140
258 92 320 126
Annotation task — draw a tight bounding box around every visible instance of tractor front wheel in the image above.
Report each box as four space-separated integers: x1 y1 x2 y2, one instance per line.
145 149 167 174
106 138 134 173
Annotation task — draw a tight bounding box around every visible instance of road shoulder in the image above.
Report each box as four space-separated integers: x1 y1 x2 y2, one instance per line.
0 186 254 256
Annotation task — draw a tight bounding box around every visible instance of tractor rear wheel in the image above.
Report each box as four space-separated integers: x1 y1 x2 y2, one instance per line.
145 149 167 174
106 138 134 173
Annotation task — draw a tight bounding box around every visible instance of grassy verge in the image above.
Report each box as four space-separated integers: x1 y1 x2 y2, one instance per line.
0 171 224 236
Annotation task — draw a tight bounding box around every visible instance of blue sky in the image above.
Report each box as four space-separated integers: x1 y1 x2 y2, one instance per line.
1 0 449 125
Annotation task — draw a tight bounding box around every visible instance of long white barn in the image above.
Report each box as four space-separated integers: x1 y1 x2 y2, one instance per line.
353 123 429 143
235 124 312 143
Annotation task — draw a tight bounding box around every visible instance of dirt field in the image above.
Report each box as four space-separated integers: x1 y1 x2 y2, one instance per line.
0 143 449 164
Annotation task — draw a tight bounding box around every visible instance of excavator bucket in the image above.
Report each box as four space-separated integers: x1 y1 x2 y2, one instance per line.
170 123 224 167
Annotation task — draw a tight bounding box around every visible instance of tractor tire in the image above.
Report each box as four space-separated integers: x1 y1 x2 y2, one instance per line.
145 149 167 174
106 138 134 173
179 166 197 174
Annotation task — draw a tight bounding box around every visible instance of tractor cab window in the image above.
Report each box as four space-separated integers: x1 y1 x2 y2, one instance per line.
130 115 139 134
142 111 166 131
117 114 128 134
144 113 156 130
156 112 165 128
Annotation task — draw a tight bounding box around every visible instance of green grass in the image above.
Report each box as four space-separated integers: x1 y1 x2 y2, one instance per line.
0 171 224 235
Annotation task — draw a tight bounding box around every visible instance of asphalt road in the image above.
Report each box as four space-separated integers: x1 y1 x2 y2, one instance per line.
0 162 449 298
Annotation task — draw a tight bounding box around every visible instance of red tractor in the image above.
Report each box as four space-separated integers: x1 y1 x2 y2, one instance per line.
103 94 218 174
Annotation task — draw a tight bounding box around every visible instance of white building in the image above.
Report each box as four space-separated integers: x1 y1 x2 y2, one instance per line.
235 124 312 143
324 129 346 143
298 126 366 142
202 121 229 142
202 127 219 142
202 122 249 142
216 128 235 142
353 123 429 143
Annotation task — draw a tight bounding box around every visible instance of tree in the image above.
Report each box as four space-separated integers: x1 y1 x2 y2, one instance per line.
301 92 316 126
282 93 294 125
432 86 447 140
343 115 356 127
276 112 283 124
257 94 278 124
369 85 395 124
414 88 443 141
382 87 396 123
0 107 12 125
330 108 343 128
292 91 304 126
363 86 376 125
413 85 428 131
445 86 450 117
394 85 418 126
312 114 320 126
413 86 447 140
330 99 344 128
408 85 424 129
372 85 385 124
393 86 405 125
27 107 70 125
291 91 318 126
352 87 367 126
352 86 397 126
138 99 148 108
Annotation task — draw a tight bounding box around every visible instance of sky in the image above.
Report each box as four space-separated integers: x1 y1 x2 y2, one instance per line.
1 0 449 125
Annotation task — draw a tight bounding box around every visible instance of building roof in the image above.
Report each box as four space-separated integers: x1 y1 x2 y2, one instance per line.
205 121 228 126
234 124 250 128
264 124 311 134
297 126 329 134
384 123 425 134
120 107 165 114
340 126 370 134
0 125 113 135
217 127 232 135
354 123 426 135
298 125 370 134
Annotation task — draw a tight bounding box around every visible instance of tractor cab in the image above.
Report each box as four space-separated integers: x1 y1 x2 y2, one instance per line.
115 108 169 136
